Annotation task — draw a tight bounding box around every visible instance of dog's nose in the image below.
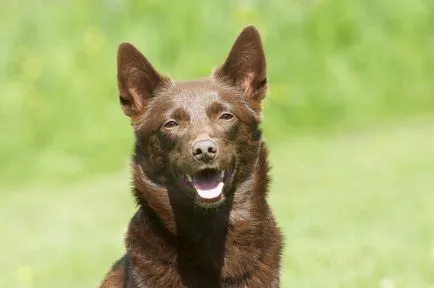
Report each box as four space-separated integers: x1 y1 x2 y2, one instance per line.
192 139 217 161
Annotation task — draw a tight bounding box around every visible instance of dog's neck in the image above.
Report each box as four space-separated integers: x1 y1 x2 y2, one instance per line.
126 143 274 286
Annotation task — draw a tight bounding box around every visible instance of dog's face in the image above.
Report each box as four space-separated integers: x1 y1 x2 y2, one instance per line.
117 26 267 208
133 81 261 208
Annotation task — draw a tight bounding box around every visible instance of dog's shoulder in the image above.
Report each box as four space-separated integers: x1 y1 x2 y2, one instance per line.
100 255 130 288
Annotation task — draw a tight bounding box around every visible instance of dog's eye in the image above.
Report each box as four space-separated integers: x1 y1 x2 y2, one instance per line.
163 120 179 128
219 113 234 120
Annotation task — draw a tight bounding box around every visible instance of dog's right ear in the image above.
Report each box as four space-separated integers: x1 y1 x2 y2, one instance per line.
117 43 167 117
214 26 267 113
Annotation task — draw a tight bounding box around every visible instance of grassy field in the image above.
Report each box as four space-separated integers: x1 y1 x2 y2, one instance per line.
1 0 434 287
1 0 434 185
1 118 433 287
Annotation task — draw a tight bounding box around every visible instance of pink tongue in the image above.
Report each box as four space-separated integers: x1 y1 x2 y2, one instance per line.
192 172 224 200
195 182 224 199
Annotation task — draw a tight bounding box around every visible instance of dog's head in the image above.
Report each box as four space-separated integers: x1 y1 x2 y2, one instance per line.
117 26 268 209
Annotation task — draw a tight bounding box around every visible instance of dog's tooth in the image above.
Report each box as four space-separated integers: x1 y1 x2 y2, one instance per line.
220 171 224 178
186 174 193 182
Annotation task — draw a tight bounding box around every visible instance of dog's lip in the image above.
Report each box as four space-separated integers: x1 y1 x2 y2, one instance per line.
184 170 225 183
183 169 231 186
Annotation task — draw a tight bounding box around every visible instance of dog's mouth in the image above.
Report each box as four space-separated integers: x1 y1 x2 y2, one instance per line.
184 168 229 205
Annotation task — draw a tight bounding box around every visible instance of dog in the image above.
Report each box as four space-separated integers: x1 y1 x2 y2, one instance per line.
100 25 283 288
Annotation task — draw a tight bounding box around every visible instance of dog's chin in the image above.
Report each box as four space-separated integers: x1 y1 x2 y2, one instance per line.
181 168 234 209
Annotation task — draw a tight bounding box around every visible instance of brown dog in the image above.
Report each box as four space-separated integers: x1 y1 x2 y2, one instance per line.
100 26 283 288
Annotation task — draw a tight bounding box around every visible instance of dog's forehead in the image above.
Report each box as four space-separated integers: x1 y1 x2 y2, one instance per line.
166 79 230 115
172 80 222 99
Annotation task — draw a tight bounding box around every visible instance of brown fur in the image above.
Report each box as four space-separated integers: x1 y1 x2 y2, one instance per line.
100 26 283 288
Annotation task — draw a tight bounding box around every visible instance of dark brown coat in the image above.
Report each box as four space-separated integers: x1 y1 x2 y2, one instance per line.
100 26 283 288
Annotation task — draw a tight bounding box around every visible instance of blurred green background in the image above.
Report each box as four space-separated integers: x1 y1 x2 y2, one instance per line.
1 0 434 287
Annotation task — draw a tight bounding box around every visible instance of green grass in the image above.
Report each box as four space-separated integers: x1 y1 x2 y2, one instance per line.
1 119 433 288
1 0 434 185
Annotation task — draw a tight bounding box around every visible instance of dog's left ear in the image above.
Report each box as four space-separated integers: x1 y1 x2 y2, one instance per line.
117 43 169 117
214 26 267 111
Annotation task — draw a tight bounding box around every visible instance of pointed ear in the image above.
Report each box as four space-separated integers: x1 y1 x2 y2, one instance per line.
117 43 168 117
214 26 267 110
